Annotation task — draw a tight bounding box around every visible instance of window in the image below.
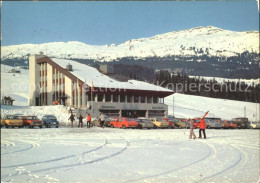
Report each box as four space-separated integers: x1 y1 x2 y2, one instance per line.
134 96 139 103
120 95 125 103
159 98 164 104
98 94 103 102
105 94 111 102
140 96 145 103
113 95 118 103
127 96 133 103
153 97 158 104
147 97 152 103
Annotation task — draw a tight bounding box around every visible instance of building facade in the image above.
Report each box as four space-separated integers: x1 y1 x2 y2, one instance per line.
29 53 174 118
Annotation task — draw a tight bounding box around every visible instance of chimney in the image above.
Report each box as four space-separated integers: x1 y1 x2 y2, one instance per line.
39 52 44 56
66 64 73 71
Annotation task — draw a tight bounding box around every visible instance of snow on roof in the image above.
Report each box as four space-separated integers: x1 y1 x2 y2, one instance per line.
51 58 172 92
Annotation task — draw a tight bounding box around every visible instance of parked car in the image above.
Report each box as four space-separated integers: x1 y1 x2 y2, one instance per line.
4 115 24 128
163 118 175 128
110 118 139 129
249 121 260 129
206 119 223 129
42 115 59 128
174 118 188 129
22 116 43 128
231 118 250 129
150 118 169 129
0 116 5 128
222 120 238 129
136 118 155 129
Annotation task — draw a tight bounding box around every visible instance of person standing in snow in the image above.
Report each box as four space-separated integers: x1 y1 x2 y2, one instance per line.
98 113 105 128
197 111 209 139
189 119 196 139
86 113 91 128
68 113 75 128
78 114 83 128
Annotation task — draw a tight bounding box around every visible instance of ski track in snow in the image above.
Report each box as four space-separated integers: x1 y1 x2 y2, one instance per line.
124 140 214 182
30 137 130 174
1 133 131 181
1 138 108 169
1 128 259 183
194 143 246 183
1 139 38 156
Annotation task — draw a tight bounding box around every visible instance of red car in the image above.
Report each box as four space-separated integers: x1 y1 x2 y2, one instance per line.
163 118 175 128
110 118 139 129
22 116 43 128
223 120 238 129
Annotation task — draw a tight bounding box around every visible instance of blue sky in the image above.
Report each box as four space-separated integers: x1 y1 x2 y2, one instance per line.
1 1 259 46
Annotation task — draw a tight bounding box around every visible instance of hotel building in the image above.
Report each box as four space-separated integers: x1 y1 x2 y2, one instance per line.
29 53 174 118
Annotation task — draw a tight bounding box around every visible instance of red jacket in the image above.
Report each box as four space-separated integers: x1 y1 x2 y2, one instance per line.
87 115 91 122
198 111 209 130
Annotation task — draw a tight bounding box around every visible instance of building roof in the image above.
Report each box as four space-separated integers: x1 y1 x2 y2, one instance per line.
37 56 174 97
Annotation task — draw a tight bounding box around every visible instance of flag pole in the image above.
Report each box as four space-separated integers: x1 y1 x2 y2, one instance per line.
91 81 93 113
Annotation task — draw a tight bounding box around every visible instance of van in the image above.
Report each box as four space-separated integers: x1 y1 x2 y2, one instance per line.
231 118 250 129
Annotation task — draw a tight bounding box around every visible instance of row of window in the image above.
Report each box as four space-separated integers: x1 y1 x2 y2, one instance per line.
52 78 65 84
39 92 47 106
40 81 47 87
88 94 163 104
52 91 65 101
39 70 47 77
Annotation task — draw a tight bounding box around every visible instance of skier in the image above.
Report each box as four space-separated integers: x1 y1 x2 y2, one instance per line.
189 119 196 139
98 113 105 128
197 111 209 139
86 113 91 128
78 114 83 128
68 113 75 128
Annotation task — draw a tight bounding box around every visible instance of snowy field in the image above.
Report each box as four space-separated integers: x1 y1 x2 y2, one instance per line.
1 127 259 183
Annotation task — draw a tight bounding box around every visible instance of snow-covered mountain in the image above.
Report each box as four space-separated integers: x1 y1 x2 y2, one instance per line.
1 26 259 62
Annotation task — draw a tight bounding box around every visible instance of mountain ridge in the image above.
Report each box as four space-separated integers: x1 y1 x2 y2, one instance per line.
1 26 259 62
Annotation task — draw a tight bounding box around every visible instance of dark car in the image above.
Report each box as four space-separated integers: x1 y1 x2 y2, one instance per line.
42 115 59 128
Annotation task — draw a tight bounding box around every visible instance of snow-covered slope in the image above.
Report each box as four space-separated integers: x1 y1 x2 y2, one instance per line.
1 26 259 62
1 64 259 122
165 93 259 121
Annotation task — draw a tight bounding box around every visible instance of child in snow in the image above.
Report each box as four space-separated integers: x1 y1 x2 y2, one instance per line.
189 119 196 139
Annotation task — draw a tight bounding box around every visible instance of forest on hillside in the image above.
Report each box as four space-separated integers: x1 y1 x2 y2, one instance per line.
155 70 260 103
